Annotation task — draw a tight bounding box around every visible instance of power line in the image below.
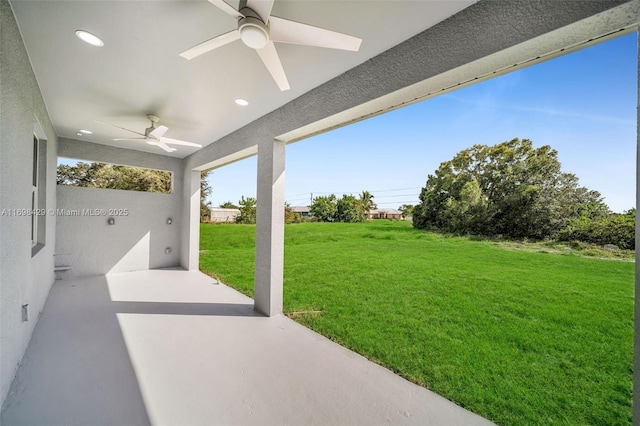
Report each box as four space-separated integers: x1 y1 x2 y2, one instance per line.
369 187 422 193
285 187 422 205
287 194 418 201
293 186 422 197
376 201 418 205
373 193 419 199
286 192 312 198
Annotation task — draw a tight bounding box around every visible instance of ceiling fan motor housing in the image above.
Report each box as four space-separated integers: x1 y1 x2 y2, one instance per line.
144 115 159 136
238 7 269 49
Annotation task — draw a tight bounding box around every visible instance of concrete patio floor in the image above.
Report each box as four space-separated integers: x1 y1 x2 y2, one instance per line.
1 270 493 425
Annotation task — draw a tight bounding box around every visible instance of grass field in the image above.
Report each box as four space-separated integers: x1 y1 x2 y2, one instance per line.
200 221 634 425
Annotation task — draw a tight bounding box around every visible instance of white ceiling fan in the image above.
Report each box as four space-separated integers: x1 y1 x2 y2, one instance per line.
180 0 362 91
97 115 202 153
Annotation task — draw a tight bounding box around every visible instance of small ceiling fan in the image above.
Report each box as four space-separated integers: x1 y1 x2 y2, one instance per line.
97 115 202 153
180 0 362 91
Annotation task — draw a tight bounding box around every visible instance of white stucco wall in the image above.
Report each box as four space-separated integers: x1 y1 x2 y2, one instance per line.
56 138 184 278
209 208 240 223
0 1 59 406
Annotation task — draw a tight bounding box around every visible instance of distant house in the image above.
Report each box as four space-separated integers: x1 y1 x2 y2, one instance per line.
369 208 403 220
209 208 241 223
291 206 311 217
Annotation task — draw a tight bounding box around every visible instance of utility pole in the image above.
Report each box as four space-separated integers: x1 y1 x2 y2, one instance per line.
310 192 313 206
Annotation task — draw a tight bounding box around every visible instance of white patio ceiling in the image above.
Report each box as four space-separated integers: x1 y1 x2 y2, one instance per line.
10 0 476 158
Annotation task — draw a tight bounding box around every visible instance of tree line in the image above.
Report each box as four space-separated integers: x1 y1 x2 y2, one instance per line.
309 191 377 223
213 191 380 224
412 138 635 249
212 197 303 224
59 142 634 250
57 161 172 193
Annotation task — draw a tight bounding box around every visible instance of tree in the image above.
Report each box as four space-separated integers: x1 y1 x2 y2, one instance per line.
284 203 303 224
219 201 238 209
309 192 378 223
359 191 377 220
413 138 608 239
336 194 363 223
200 170 213 222
399 204 414 217
443 178 488 233
235 196 257 224
57 161 171 193
310 194 338 222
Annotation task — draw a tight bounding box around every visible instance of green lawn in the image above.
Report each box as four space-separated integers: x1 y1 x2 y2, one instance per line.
200 221 634 425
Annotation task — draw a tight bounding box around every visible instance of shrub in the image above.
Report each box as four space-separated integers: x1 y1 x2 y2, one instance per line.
557 210 635 250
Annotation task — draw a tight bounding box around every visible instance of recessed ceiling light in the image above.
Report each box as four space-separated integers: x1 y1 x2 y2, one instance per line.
76 132 83 136
79 129 93 134
75 30 104 47
235 98 249 106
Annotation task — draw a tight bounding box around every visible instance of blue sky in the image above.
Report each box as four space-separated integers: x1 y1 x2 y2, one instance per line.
208 32 638 213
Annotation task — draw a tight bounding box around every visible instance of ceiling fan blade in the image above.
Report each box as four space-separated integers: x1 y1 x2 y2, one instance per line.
160 137 202 148
149 125 168 139
255 42 290 91
207 0 244 19
95 120 146 137
154 141 178 153
180 30 241 60
269 16 362 52
245 0 274 23
146 140 176 152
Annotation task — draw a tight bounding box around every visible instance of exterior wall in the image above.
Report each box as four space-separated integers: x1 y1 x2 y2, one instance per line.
369 210 403 220
0 0 59 406
209 208 240 223
56 138 183 278
291 207 310 217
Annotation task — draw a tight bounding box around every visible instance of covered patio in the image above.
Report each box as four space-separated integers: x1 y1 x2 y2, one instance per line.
1 270 490 425
2 0 640 424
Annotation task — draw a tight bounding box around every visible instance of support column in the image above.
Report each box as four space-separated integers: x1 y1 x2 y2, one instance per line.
633 29 640 426
181 169 201 271
254 139 285 316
